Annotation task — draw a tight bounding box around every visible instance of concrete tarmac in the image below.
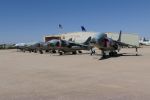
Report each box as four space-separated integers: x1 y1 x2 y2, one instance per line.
0 47 150 100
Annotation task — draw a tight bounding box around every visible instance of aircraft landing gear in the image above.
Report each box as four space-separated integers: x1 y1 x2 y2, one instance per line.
135 47 138 56
109 51 117 57
39 50 43 54
52 50 56 53
101 50 106 58
100 51 118 59
90 48 95 56
78 50 82 53
34 50 37 53
45 50 49 53
59 51 63 55
72 51 77 55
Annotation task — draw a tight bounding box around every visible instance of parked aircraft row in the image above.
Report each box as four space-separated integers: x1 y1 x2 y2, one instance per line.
15 36 94 55
15 31 139 59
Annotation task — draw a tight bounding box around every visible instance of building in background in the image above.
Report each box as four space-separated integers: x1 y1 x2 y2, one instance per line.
106 32 139 47
44 32 97 43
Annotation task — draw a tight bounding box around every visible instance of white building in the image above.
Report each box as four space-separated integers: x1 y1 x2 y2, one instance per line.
44 32 97 43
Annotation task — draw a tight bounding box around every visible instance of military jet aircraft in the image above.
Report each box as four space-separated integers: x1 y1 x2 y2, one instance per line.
15 42 45 54
30 42 45 54
48 36 93 55
42 40 58 53
90 31 138 59
139 38 150 46
15 43 26 51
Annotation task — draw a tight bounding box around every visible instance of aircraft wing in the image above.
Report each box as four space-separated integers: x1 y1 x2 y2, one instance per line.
114 40 137 48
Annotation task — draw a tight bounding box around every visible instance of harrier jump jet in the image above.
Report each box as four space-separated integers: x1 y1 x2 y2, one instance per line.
48 36 93 55
90 31 138 59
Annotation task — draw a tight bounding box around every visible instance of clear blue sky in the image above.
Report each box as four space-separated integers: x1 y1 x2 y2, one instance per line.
0 0 150 43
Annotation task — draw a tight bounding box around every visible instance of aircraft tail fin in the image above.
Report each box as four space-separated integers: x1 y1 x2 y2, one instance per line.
83 36 91 45
117 30 122 42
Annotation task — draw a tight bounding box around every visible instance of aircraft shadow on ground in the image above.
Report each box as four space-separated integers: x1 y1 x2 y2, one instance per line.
51 52 90 56
14 50 142 59
98 53 142 60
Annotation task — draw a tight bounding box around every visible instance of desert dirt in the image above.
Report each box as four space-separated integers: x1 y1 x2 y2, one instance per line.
0 47 150 100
